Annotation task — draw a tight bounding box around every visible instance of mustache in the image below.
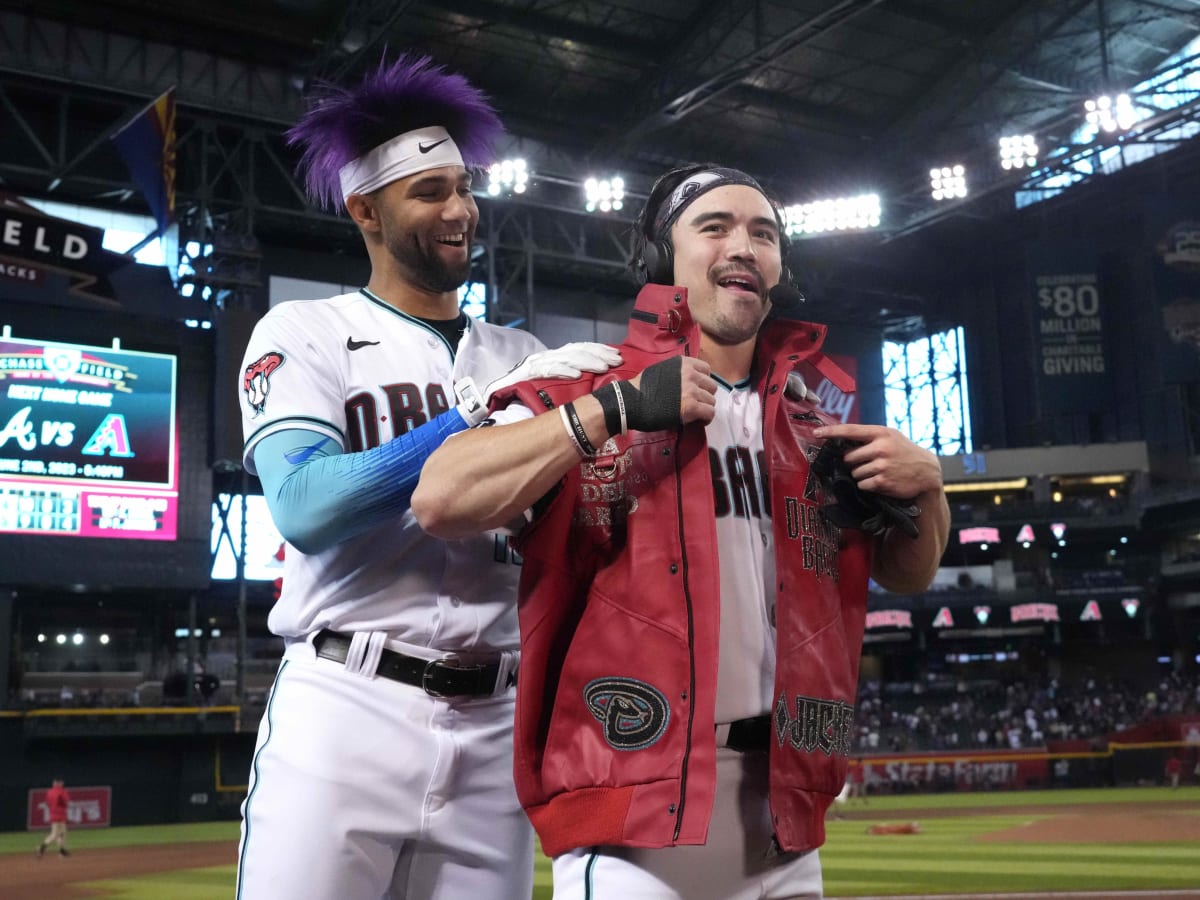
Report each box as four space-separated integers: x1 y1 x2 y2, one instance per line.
711 264 765 297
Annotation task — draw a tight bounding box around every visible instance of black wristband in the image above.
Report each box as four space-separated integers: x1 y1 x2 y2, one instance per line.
623 357 683 432
593 383 624 437
563 401 598 456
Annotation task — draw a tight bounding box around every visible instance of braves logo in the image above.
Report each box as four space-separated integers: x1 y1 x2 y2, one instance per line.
243 351 284 417
583 677 670 751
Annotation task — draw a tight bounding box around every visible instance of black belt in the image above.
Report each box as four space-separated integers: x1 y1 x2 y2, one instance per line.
313 630 514 698
724 715 771 752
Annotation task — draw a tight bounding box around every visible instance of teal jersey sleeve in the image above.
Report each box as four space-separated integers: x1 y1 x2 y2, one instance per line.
252 407 471 553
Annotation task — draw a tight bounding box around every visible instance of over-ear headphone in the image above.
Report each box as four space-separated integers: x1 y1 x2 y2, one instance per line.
638 235 794 289
639 238 674 286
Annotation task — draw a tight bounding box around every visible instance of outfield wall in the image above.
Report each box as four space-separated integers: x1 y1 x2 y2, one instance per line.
856 741 1200 794
0 716 254 831
5 709 1198 830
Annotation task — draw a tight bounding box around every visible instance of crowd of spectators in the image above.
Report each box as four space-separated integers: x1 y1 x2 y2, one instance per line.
854 670 1200 753
12 646 1200 758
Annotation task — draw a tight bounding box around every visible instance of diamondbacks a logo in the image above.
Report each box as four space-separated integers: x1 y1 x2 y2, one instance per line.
773 692 854 757
243 351 284 417
583 677 670 751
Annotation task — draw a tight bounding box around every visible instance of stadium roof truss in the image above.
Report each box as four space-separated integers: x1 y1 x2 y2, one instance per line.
0 0 1197 326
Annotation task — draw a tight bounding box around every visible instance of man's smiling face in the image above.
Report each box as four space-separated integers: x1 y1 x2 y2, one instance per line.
668 184 783 347
376 165 478 294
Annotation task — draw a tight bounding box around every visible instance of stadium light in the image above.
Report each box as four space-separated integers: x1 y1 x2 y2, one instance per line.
1084 94 1137 132
998 134 1038 170
929 165 967 201
584 176 625 213
71 633 83 645
55 634 66 644
486 158 528 196
783 194 881 236
99 634 110 645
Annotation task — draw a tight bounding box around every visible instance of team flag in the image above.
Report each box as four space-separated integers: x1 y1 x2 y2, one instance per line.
111 88 177 236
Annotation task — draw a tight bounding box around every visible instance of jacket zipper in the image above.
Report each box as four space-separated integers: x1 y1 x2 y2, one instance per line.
672 394 697 838
762 360 777 409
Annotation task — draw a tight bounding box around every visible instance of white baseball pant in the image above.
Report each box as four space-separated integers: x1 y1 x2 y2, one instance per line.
551 747 822 899
236 641 532 900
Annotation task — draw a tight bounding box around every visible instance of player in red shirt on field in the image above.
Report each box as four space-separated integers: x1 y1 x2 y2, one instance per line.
36 778 70 857
1166 755 1183 789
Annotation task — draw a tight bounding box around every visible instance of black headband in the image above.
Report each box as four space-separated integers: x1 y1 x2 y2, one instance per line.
651 167 772 240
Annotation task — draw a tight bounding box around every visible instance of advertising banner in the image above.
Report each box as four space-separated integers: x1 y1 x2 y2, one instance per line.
814 353 860 424
862 750 1049 791
1149 199 1200 383
27 786 112 829
1027 242 1111 415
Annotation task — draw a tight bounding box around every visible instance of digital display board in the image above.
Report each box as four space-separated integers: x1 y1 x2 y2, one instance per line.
0 335 177 540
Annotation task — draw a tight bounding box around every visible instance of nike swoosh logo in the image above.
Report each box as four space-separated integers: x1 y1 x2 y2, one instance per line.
347 337 381 351
284 437 335 465
418 138 449 154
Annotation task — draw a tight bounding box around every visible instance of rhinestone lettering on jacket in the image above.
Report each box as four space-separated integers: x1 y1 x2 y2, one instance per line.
773 693 855 757
574 439 642 528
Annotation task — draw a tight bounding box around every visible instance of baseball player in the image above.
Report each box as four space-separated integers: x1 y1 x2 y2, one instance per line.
234 55 619 900
414 163 950 898
36 778 70 857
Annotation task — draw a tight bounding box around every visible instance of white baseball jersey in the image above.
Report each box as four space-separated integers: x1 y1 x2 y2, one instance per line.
708 377 776 724
238 289 544 652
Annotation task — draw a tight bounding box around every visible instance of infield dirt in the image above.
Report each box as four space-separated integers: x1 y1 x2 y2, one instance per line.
2 840 235 900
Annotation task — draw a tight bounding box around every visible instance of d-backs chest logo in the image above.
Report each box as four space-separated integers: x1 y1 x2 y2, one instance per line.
583 676 670 751
243 352 284 418
780 443 842 582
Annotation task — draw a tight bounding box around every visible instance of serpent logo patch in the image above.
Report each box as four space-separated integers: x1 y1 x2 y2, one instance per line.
583 677 671 751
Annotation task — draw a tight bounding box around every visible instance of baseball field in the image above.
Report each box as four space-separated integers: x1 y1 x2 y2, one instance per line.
2 786 1198 899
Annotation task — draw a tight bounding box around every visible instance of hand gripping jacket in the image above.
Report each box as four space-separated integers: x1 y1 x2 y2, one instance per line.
490 283 875 858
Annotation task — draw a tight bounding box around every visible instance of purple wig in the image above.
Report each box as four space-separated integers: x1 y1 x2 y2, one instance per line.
287 53 505 212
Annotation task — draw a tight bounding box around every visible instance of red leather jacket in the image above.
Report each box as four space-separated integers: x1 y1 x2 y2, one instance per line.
495 284 873 857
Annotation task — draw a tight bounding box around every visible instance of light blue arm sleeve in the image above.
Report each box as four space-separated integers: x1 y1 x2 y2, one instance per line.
252 408 471 554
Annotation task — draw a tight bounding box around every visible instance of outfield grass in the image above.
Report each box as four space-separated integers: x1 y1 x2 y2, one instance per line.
3 787 1198 898
0 820 236 855
75 866 237 900
844 783 1200 812
821 813 1200 896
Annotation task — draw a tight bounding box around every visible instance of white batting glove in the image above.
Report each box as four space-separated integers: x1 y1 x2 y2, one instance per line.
454 342 622 426
784 370 821 405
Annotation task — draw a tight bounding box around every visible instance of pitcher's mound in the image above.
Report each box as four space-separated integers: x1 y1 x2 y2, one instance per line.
867 821 922 835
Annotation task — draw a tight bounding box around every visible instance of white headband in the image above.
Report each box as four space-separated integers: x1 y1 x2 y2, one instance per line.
338 125 465 200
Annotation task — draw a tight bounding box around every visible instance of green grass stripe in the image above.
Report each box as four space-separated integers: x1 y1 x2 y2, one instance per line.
534 849 553 900
821 804 1200 896
6 797 1200 899
826 855 1200 879
74 866 237 900
854 784 1200 811
0 821 239 855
